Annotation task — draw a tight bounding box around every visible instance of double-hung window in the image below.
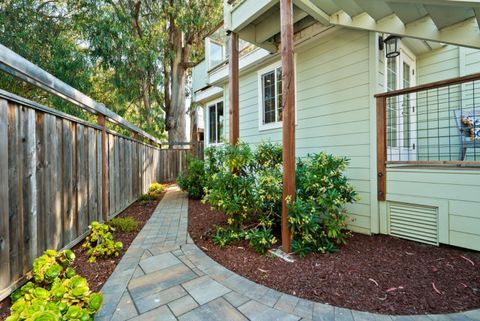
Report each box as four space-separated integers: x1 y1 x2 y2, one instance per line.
259 63 283 129
207 100 224 144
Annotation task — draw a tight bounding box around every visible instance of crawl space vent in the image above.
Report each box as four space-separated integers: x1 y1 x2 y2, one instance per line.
388 202 439 246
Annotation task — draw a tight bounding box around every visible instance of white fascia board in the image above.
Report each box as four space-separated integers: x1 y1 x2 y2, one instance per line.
208 48 272 86
193 86 224 104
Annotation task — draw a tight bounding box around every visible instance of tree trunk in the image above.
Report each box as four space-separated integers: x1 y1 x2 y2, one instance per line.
167 58 187 145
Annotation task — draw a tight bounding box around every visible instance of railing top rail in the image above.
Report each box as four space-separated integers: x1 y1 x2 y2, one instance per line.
375 72 480 99
0 44 160 144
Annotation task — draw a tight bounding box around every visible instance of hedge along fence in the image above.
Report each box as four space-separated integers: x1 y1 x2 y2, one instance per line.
0 45 189 300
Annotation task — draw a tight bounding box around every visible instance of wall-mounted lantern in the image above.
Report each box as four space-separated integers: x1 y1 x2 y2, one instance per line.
384 35 401 58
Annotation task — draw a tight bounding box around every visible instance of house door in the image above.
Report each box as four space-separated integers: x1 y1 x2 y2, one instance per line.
386 48 417 161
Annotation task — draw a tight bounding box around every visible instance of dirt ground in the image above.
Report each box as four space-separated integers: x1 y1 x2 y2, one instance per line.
188 198 480 315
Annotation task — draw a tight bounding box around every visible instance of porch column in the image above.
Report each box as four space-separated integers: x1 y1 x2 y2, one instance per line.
228 31 239 145
280 0 295 253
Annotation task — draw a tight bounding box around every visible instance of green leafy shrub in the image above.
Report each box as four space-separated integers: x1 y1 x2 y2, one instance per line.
203 143 259 229
139 182 165 203
108 217 139 232
203 141 357 257
288 153 357 256
245 227 277 254
148 182 164 194
177 156 206 199
211 226 245 248
7 250 103 321
82 222 123 263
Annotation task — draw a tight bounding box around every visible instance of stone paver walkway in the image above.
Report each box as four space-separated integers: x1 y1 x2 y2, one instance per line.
96 186 480 321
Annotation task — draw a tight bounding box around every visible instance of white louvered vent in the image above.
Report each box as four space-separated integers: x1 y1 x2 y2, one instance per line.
388 202 439 246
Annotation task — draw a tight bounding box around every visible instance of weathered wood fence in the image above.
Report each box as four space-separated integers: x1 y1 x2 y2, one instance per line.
0 44 192 299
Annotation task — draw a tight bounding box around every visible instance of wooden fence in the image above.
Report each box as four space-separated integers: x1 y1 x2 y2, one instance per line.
0 91 190 299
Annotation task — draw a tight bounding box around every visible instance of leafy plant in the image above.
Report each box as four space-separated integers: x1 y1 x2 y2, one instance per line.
7 250 103 321
211 226 245 248
245 227 277 254
82 222 123 263
203 143 259 229
177 156 206 199
288 152 357 256
148 182 165 194
108 217 139 233
139 183 165 203
202 140 357 257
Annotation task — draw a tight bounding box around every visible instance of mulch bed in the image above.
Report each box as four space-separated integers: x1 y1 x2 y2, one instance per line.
0 190 166 321
188 198 480 315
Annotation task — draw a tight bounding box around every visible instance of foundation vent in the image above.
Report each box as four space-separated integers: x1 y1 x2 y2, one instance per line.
388 202 439 246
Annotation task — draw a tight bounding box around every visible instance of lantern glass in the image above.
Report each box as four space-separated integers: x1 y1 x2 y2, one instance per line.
385 35 400 59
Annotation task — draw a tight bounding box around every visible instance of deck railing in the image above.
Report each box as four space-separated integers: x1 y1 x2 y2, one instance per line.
375 73 480 200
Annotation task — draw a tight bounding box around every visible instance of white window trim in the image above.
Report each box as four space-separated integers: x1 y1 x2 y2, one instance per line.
257 59 297 131
205 97 225 146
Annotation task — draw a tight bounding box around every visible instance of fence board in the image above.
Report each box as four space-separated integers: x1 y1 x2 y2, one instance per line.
76 125 88 233
96 132 102 221
22 107 37 271
0 99 9 289
8 103 23 281
87 128 97 223
35 113 45 255
52 117 63 250
62 119 75 245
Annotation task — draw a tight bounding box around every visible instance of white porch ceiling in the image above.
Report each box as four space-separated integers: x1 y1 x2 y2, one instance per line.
305 0 480 49
229 0 480 51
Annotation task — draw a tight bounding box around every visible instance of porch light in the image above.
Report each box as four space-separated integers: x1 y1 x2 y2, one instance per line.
384 35 400 58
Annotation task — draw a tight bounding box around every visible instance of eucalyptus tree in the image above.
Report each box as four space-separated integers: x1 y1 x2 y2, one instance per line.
75 0 222 143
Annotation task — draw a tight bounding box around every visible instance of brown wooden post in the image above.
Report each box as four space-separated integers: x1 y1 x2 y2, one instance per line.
228 31 240 145
280 0 295 253
376 97 387 201
97 115 108 222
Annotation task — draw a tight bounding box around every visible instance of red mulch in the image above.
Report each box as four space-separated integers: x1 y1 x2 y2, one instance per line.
188 198 480 315
0 191 166 321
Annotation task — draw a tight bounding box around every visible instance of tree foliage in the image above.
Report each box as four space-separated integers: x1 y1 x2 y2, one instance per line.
0 0 223 140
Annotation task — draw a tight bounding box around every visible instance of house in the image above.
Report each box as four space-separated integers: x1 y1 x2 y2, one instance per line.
191 0 480 252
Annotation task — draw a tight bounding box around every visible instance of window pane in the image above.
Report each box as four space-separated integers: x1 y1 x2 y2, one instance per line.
210 41 223 68
276 67 283 121
387 58 397 91
208 105 216 143
403 62 411 148
217 102 224 142
387 58 398 147
263 71 276 124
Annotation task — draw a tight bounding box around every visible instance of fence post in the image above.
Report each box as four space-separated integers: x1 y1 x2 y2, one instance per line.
376 96 387 201
97 115 108 222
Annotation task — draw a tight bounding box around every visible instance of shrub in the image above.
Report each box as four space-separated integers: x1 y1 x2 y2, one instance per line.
139 182 165 203
177 156 206 199
7 250 103 321
82 222 123 263
108 217 139 233
203 143 259 229
245 227 277 254
211 226 245 248
288 152 357 256
148 182 164 194
202 140 357 257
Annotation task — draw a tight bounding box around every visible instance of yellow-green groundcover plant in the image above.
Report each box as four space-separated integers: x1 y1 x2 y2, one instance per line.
7 250 103 321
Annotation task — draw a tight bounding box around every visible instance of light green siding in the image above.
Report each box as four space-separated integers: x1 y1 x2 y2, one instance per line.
386 168 480 251
223 28 373 234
